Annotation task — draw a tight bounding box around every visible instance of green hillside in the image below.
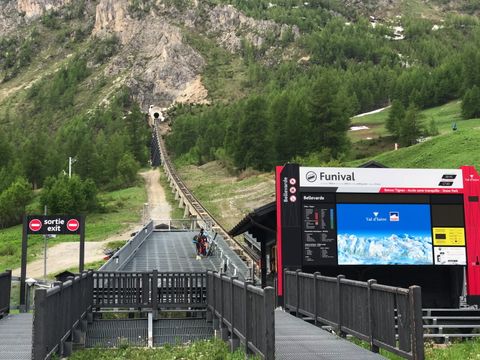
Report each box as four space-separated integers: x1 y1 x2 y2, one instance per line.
349 101 480 142
350 128 480 169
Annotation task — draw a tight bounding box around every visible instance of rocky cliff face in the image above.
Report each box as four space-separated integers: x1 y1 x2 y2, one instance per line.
204 5 300 53
17 0 72 18
0 1 24 35
1 0 300 110
93 0 206 110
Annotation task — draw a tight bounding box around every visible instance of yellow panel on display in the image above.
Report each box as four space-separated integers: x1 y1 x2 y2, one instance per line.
433 228 465 246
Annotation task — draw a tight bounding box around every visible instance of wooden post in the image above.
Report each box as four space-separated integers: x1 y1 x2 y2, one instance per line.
79 215 86 272
409 286 424 360
313 272 320 326
263 287 275 360
244 281 251 355
19 216 28 312
230 276 239 351
152 270 158 320
337 275 346 337
295 269 301 317
367 279 379 353
32 289 47 360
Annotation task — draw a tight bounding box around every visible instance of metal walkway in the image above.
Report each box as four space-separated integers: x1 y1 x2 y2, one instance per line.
119 231 248 279
0 314 33 360
275 310 385 360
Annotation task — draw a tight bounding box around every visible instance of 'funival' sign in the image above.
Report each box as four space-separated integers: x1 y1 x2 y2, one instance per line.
26 215 83 235
299 167 464 194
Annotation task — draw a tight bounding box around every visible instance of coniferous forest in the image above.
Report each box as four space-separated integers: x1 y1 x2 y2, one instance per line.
167 0 480 170
2 0 480 227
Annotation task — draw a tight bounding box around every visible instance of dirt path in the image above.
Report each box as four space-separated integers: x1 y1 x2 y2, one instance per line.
13 168 171 278
12 227 138 279
140 169 172 221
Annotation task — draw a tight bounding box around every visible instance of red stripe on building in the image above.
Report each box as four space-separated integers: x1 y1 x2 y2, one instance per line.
276 166 284 296
462 166 480 298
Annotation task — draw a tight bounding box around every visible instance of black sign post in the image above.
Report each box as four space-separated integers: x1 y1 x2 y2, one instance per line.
19 215 85 312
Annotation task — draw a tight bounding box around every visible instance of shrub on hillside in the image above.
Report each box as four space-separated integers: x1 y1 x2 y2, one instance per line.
0 177 32 229
40 175 98 214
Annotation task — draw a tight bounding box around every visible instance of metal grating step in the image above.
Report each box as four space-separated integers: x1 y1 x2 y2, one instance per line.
153 334 213 347
153 319 211 329
154 326 213 336
86 319 148 348
153 319 214 345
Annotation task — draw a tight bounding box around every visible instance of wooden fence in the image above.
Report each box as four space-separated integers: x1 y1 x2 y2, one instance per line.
206 271 275 360
33 270 94 360
0 270 11 318
284 270 424 360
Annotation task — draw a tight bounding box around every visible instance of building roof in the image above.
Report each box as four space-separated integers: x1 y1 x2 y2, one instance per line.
229 201 276 239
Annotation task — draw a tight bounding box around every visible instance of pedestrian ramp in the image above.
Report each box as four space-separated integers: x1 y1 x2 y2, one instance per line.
275 310 385 360
115 231 249 280
0 313 33 360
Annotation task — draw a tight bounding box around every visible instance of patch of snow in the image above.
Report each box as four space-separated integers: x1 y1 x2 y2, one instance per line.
353 106 390 118
350 126 370 131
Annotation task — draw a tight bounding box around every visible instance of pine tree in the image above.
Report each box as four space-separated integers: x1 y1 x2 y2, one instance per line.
399 104 425 147
461 85 480 119
386 100 406 139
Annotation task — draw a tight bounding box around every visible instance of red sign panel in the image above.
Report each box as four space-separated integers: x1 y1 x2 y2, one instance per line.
28 219 42 232
66 219 80 232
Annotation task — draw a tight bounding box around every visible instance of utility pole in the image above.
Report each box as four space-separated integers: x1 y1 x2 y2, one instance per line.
68 157 77 178
43 205 47 281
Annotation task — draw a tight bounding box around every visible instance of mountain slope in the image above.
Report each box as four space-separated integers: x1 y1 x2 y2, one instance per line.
351 129 480 169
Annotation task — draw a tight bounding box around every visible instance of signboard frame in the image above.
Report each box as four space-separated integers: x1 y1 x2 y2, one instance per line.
19 215 85 312
276 164 480 305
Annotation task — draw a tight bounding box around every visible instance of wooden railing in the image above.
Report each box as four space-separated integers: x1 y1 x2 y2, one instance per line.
93 270 207 310
206 271 275 360
32 270 274 359
33 270 94 360
0 270 11 318
284 270 424 360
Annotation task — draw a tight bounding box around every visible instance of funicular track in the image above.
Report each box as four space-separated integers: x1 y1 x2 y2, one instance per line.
153 122 260 272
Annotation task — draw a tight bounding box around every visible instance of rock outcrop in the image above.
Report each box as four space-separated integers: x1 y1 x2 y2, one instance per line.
17 0 72 18
0 1 24 35
94 0 206 110
205 5 300 53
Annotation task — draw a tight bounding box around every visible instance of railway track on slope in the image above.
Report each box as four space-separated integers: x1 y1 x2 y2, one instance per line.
153 123 260 270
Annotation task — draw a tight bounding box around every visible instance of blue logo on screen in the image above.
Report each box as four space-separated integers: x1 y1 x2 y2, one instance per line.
337 204 432 265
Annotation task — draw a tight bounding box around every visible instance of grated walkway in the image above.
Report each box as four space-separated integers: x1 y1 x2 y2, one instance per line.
120 231 248 279
0 313 33 360
275 310 385 360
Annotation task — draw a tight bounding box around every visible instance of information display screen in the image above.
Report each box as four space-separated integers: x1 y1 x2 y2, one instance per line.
336 204 433 265
303 204 337 265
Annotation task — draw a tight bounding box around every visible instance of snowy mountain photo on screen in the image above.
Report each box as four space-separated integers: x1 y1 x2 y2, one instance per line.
337 204 433 265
